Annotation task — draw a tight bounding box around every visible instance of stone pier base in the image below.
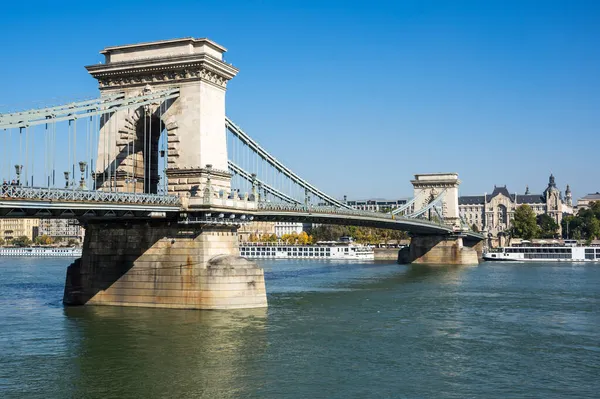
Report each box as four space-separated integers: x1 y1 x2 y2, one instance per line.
398 235 480 265
63 220 267 309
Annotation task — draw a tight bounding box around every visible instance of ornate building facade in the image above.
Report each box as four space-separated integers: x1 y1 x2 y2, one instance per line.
38 219 85 243
459 174 570 237
0 218 39 242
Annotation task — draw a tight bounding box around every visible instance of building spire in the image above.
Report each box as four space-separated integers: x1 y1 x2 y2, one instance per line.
565 184 572 207
548 173 556 188
525 185 530 195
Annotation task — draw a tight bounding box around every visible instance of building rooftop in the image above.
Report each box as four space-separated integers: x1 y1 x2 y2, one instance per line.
489 186 512 200
458 196 485 205
580 192 600 201
459 185 546 205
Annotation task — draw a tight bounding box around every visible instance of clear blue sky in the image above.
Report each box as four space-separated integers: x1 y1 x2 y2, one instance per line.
0 0 598 200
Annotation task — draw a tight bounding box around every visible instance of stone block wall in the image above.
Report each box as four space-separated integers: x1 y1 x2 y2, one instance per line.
399 235 480 265
64 220 267 309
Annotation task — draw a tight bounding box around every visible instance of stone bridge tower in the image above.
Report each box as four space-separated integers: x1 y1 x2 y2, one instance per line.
64 39 267 311
86 38 238 196
400 173 481 265
411 173 461 227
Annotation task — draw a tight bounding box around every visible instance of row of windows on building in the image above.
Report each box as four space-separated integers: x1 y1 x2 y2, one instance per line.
242 247 337 253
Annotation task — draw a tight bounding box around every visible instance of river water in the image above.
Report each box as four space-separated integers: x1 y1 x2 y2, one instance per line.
0 257 599 398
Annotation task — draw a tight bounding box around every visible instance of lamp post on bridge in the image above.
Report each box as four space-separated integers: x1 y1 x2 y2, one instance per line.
14 164 22 186
64 171 71 189
251 173 257 201
78 161 87 190
257 182 263 203
304 188 310 210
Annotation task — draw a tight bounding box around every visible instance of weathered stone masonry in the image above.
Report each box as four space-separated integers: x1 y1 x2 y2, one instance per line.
64 220 267 309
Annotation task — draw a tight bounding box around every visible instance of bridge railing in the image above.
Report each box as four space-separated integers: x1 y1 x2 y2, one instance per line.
256 202 454 229
0 185 181 206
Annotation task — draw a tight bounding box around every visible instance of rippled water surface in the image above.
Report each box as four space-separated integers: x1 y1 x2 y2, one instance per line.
1 257 599 398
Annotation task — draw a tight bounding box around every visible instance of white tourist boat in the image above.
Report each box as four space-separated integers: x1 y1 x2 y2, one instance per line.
240 241 375 260
483 241 600 262
0 247 82 257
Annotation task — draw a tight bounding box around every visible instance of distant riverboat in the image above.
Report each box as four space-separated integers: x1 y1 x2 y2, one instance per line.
240 241 374 260
483 240 599 262
0 247 82 257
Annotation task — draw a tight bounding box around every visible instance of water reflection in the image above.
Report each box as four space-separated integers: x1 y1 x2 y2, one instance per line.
337 263 473 291
63 306 267 399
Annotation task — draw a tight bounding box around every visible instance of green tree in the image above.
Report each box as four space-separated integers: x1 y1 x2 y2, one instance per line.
537 214 559 238
12 236 32 247
67 238 79 247
563 204 600 240
511 205 539 239
0 237 4 246
590 201 600 219
579 209 600 240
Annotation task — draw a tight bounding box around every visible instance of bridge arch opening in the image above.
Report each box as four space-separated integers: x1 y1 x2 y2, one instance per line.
132 111 167 194
94 102 171 195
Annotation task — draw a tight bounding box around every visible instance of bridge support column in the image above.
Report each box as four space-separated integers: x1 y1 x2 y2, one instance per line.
399 235 480 265
63 220 267 309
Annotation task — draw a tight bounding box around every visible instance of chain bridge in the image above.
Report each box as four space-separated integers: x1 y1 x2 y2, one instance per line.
0 38 483 310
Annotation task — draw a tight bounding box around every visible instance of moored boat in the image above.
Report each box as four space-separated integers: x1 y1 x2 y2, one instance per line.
0 247 82 257
483 240 599 262
240 241 374 260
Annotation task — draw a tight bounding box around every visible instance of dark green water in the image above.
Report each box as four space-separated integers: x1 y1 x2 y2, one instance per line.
0 257 599 398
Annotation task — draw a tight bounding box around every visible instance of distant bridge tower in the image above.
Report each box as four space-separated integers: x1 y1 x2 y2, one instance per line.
411 173 461 227
400 173 481 265
86 38 238 195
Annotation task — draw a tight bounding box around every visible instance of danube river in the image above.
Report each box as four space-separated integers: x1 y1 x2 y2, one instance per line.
0 257 599 398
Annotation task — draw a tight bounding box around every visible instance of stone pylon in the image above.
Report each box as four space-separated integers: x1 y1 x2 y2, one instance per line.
86 38 238 196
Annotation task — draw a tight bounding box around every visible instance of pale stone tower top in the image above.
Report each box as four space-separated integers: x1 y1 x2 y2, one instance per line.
86 37 238 195
565 184 573 207
99 37 228 63
86 37 238 91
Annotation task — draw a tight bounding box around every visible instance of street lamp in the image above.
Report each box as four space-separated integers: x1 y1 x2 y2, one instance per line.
78 161 87 190
14 165 22 186
64 171 70 189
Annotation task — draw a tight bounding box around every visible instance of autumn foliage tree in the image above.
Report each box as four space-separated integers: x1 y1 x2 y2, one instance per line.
34 235 53 246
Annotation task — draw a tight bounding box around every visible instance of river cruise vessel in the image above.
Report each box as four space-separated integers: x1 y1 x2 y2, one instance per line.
0 247 82 257
240 242 374 260
483 241 600 262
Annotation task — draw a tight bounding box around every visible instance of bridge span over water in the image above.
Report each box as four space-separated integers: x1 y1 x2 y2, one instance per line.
0 37 483 310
